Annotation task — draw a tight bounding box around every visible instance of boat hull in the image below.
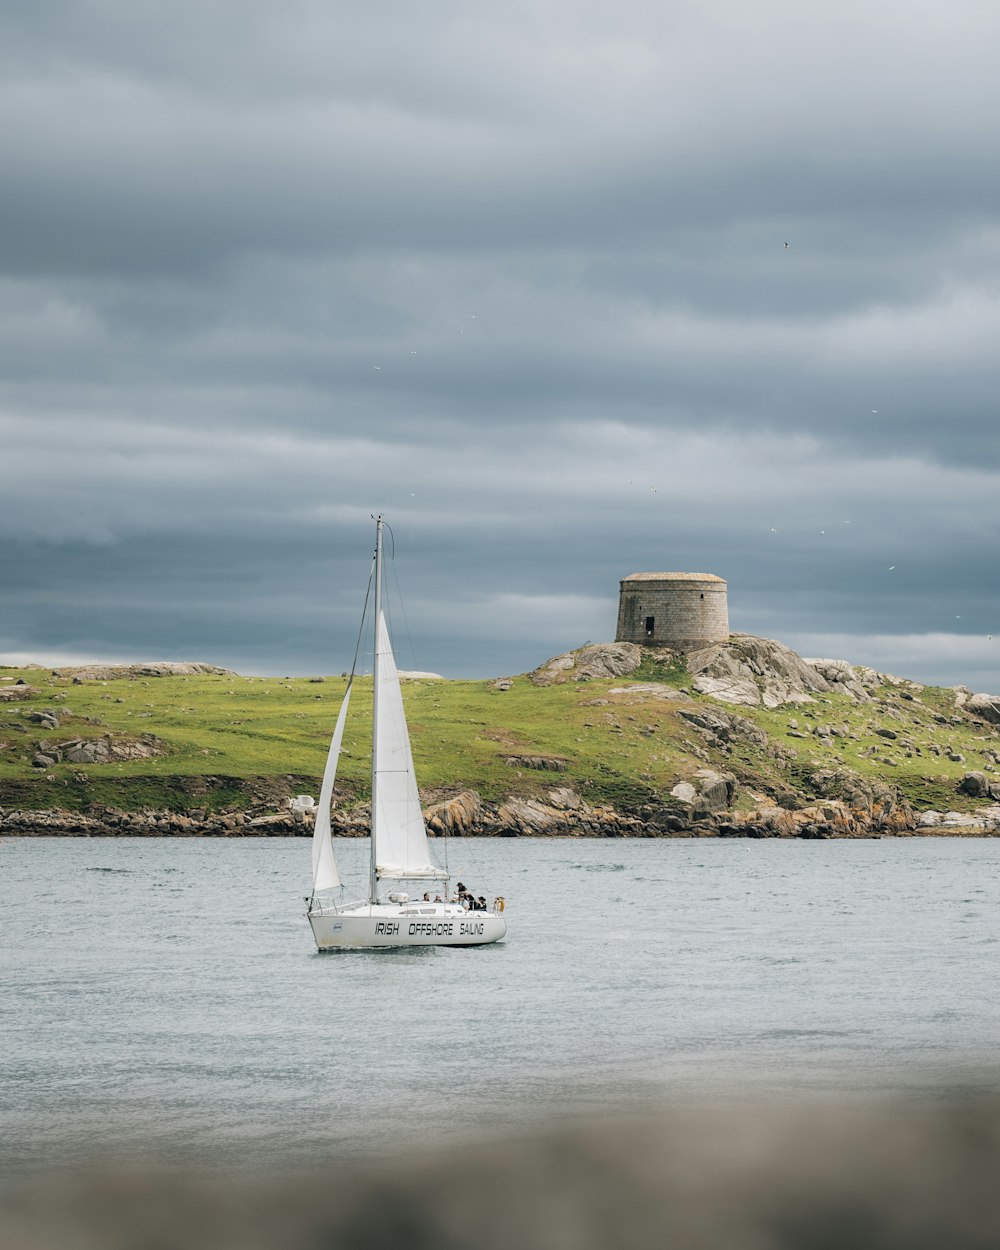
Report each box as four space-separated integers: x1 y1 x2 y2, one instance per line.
308 904 506 950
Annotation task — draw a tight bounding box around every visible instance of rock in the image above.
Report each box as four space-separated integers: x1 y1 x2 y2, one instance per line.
532 642 643 686
918 811 943 827
424 791 482 836
958 772 990 798
677 706 768 749
608 683 691 700
53 662 235 681
689 674 761 706
495 796 582 835
691 768 736 813
670 782 697 803
503 755 568 772
948 752 966 764
876 728 898 740
31 753 55 768
966 693 1000 725
802 658 874 702
687 635 830 708
0 684 35 702
493 679 513 691
547 787 583 810
806 766 915 832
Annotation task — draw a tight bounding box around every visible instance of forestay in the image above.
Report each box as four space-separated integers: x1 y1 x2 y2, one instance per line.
372 612 439 879
310 683 353 893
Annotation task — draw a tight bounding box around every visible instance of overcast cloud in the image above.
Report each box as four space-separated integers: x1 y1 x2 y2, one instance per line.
2 0 999 684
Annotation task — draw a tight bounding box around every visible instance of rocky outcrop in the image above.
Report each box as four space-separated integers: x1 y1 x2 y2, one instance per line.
686 635 830 708
804 766 916 833
50 662 234 680
670 768 737 814
917 806 1000 832
29 734 165 767
677 706 768 750
531 643 643 686
424 790 482 836
801 658 873 702
607 683 691 701
966 693 1000 725
0 683 35 702
504 755 568 772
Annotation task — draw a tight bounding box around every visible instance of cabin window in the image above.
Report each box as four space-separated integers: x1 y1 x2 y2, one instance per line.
645 616 655 637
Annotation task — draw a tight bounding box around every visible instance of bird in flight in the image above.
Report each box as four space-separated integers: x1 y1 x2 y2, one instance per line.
784 242 789 249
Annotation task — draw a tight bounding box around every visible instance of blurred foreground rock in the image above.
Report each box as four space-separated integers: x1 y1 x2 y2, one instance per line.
3 1102 1000 1250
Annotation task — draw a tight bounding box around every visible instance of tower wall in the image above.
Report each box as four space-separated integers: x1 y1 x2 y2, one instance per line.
615 573 728 650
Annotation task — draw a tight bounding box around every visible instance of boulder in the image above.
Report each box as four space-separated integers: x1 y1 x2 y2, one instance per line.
958 772 990 798
531 643 643 686
966 693 1000 725
691 768 736 813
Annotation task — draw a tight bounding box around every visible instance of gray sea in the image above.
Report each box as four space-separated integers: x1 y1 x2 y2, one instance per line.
3 836 999 1184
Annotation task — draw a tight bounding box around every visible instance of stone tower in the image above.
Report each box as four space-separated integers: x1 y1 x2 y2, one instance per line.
615 572 729 650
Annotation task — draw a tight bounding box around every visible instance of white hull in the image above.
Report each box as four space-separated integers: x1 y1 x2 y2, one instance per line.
308 901 506 950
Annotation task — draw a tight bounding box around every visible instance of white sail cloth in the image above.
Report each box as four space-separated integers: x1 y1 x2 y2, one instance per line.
310 683 352 893
372 611 438 879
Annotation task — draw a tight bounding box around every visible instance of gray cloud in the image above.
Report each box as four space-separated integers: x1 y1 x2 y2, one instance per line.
1 1 999 684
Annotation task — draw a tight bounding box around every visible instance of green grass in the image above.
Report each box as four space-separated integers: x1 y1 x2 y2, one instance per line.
2 660 997 816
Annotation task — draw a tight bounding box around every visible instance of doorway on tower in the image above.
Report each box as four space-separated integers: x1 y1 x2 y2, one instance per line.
644 616 655 639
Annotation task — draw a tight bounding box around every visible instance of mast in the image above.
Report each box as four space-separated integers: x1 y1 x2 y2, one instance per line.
369 514 383 905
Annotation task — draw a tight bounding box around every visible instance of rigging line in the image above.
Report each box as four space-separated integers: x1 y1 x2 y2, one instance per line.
347 557 376 685
381 524 446 883
384 521 420 673
346 558 376 899
312 557 376 910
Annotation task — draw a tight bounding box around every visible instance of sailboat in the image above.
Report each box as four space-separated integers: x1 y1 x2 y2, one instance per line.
306 516 507 950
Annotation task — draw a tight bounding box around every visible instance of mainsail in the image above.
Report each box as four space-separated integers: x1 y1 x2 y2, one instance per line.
372 611 438 879
310 682 352 893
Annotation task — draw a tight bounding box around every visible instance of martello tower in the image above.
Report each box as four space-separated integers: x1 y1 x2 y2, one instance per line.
615 572 729 651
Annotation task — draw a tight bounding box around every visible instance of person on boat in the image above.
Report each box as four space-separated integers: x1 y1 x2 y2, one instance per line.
475 895 488 911
422 892 431 901
434 894 443 903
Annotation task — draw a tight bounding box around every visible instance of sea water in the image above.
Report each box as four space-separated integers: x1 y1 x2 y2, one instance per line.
2 836 999 1182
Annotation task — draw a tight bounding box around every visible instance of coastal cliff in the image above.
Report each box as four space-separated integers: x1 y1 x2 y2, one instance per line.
3 638 1000 837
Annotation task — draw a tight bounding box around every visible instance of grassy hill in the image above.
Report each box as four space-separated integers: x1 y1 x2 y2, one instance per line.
2 641 999 834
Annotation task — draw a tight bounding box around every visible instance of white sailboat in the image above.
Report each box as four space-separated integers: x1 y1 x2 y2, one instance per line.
307 516 507 950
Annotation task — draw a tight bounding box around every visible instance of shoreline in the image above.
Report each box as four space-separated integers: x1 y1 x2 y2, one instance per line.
2 809 996 839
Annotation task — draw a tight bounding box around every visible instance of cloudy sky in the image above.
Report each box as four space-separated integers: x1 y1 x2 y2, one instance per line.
2 0 999 685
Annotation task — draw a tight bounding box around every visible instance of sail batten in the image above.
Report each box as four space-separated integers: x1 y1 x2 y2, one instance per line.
372 611 438 880
311 683 352 893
